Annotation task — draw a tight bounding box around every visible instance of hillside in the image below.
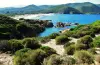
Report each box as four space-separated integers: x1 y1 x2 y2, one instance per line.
40 5 82 14
0 15 53 39
66 2 100 14
97 4 100 7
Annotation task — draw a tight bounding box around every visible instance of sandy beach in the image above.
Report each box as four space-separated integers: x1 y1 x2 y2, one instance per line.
12 13 54 20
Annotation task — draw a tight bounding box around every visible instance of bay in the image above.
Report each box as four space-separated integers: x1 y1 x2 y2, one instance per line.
32 14 100 37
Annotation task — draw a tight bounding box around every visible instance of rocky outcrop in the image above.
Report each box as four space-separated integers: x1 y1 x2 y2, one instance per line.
55 22 79 28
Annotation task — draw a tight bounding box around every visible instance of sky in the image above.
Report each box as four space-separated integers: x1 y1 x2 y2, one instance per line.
0 0 100 8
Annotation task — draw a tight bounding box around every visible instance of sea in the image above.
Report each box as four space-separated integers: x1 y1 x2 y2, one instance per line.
20 14 100 37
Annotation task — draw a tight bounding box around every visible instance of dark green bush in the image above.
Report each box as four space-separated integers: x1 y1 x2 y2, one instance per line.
91 36 100 47
72 30 94 38
22 38 41 49
64 43 87 55
62 31 73 37
65 44 75 55
40 46 56 56
48 33 59 39
77 35 93 48
75 43 87 50
74 50 94 64
88 48 97 54
0 40 9 52
8 39 23 53
40 37 50 43
55 35 69 45
14 49 46 65
43 54 76 65
64 42 75 48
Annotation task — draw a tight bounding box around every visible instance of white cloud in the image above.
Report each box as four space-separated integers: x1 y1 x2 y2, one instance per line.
0 0 99 8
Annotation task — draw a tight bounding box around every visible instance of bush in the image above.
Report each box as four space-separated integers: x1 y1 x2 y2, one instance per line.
65 44 75 55
0 40 9 52
88 48 97 54
22 38 41 49
75 43 87 50
8 39 23 53
14 49 46 65
40 37 50 43
62 31 73 37
48 33 59 39
74 50 94 64
55 35 69 45
72 30 94 38
64 42 75 48
43 54 76 65
91 36 100 47
40 46 56 56
64 43 88 55
77 35 93 48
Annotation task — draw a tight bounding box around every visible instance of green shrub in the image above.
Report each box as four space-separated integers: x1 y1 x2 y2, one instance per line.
43 54 76 65
40 37 50 43
14 49 46 65
75 43 87 50
22 38 41 49
8 39 23 53
91 20 100 27
62 31 73 37
15 48 31 56
72 30 94 38
64 42 75 48
92 26 100 34
48 33 59 39
40 46 56 56
65 44 75 55
77 35 93 48
74 50 94 64
91 36 100 47
65 43 87 55
55 35 69 45
88 48 97 54
43 54 62 65
0 40 9 52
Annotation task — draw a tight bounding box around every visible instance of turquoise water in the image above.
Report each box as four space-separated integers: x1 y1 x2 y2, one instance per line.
34 14 100 37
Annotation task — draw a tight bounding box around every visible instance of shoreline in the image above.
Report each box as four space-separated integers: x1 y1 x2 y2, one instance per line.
12 13 54 20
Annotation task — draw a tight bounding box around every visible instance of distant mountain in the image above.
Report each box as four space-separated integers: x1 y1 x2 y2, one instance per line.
0 5 42 14
66 2 100 14
41 5 82 14
0 2 100 15
39 5 53 9
97 4 100 7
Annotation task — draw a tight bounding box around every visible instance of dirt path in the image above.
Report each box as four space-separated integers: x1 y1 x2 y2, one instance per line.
41 38 79 55
0 53 13 65
41 39 65 55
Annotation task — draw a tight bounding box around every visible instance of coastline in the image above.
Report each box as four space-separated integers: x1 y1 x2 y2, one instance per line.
12 13 54 20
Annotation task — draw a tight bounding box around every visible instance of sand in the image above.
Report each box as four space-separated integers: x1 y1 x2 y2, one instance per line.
12 13 54 20
41 39 65 55
0 53 13 65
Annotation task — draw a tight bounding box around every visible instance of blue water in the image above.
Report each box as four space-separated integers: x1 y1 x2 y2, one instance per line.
33 14 100 37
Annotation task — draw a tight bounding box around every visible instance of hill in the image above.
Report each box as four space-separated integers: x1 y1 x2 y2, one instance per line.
0 2 100 14
66 2 100 14
40 5 82 14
